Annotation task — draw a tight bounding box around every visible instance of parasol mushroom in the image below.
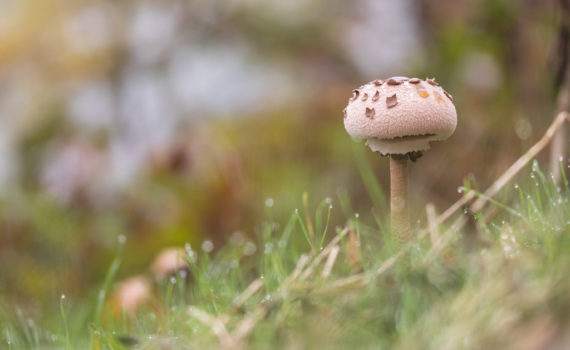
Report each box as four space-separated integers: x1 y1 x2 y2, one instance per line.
343 76 457 244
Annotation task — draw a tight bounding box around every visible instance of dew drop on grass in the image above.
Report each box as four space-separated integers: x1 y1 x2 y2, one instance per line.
559 155 564 162
457 188 463 193
170 277 177 284
201 240 214 253
530 173 535 179
329 205 333 209
230 231 245 246
265 198 274 207
61 294 66 300
325 197 332 204
118 234 126 246
294 208 299 214
244 242 256 256
514 184 519 189
355 213 359 218
185 243 196 260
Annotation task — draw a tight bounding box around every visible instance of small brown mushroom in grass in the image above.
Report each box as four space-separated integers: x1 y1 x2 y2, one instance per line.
344 76 457 245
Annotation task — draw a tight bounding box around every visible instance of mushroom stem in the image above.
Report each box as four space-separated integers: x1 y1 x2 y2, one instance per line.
390 155 411 245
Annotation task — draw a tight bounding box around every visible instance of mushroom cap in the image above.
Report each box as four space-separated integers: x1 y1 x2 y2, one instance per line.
343 77 457 155
151 247 188 279
113 275 151 315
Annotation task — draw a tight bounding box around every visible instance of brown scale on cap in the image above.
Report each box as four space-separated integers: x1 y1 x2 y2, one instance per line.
443 90 453 101
372 90 380 102
350 89 360 102
386 94 398 108
343 107 347 119
361 92 368 102
365 107 375 119
409 78 421 84
387 78 405 85
426 78 439 86
373 80 384 86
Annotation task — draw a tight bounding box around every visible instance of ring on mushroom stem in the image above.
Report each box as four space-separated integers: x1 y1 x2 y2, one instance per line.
343 76 457 245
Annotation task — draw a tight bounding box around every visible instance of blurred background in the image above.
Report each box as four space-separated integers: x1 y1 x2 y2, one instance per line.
0 0 565 310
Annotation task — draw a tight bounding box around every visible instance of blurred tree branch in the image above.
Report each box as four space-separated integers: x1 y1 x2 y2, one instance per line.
552 0 570 93
550 0 570 182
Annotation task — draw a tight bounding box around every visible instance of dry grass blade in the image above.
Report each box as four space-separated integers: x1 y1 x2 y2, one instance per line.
321 246 340 279
310 274 368 297
374 248 406 277
423 216 468 262
300 227 350 281
188 306 235 348
309 241 409 297
232 278 264 309
426 203 439 246
346 229 362 272
232 307 268 343
287 254 310 283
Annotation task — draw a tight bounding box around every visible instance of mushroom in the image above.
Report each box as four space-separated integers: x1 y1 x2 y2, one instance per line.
112 275 152 316
343 77 457 244
151 247 189 280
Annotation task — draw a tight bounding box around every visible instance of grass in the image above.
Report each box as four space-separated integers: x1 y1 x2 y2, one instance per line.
1 152 569 349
